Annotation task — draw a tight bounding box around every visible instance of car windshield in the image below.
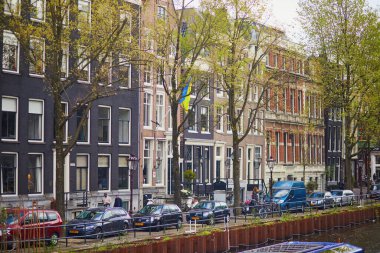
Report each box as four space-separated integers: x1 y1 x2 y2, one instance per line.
138 205 163 215
76 210 104 220
309 192 324 198
5 211 25 225
193 202 214 209
370 185 378 191
331 191 343 196
273 189 290 198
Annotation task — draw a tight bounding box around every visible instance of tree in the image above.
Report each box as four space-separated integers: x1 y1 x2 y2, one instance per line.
299 0 380 189
147 0 223 207
2 0 140 219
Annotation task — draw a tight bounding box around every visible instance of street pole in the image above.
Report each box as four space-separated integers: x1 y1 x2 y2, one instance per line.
358 159 363 206
129 155 139 214
270 170 273 200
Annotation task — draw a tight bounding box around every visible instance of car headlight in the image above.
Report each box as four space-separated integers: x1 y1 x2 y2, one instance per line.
85 224 95 230
277 199 284 204
203 212 211 217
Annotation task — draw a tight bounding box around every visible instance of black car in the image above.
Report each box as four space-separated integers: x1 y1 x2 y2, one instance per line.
66 207 131 239
369 184 380 199
307 191 335 209
186 201 230 225
133 204 182 231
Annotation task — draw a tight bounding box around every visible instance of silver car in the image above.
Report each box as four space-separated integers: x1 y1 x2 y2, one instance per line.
331 190 355 206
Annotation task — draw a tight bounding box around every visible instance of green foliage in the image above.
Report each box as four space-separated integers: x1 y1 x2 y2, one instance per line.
306 181 318 193
184 170 196 184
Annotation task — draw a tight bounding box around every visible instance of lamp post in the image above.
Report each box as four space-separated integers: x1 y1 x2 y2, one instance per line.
358 159 363 206
128 155 139 214
254 157 262 180
267 156 275 200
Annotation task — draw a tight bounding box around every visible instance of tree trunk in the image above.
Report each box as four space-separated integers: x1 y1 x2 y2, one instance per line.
344 114 353 189
232 131 241 211
171 101 181 207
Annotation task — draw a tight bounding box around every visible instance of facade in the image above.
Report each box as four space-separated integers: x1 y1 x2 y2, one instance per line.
0 0 141 219
264 45 326 191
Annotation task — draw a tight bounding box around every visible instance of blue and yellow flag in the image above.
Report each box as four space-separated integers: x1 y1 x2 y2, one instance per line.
179 79 192 112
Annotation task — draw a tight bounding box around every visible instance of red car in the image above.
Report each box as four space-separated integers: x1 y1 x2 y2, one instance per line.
0 208 62 250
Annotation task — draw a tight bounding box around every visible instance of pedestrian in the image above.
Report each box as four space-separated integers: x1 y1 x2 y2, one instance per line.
102 193 112 207
252 186 259 203
114 194 123 207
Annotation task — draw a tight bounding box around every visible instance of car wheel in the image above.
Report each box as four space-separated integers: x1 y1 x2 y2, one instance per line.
176 219 182 229
259 208 268 219
49 233 59 246
208 215 215 225
121 222 129 235
95 227 103 239
8 236 18 251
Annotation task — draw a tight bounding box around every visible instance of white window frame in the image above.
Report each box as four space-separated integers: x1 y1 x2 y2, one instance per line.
78 0 91 27
2 31 20 73
4 0 20 15
76 154 89 191
1 96 18 142
226 147 233 179
216 74 224 97
239 147 243 180
120 11 132 43
144 63 152 86
118 155 130 191
27 153 44 196
0 152 18 196
77 108 90 145
247 146 253 180
167 106 172 131
30 0 46 22
119 55 131 89
200 106 210 133
188 104 197 133
155 140 165 186
226 107 232 134
98 105 111 145
216 106 223 133
156 93 165 130
61 43 69 79
214 145 224 179
29 37 45 77
78 46 90 83
143 91 153 129
118 107 131 146
157 5 166 20
28 99 44 143
254 145 262 178
143 139 153 186
97 154 111 192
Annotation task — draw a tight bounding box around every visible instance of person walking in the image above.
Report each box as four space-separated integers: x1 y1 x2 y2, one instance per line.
114 194 123 207
103 193 112 207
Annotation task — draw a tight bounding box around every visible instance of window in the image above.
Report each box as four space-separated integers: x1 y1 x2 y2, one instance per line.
157 6 166 20
156 94 164 129
98 55 112 85
4 0 20 15
98 106 110 144
200 106 209 132
30 0 45 21
297 61 301 74
226 147 233 178
254 146 261 178
297 90 302 114
200 76 210 99
1 97 18 140
61 44 69 79
275 132 280 162
76 155 88 191
143 140 153 185
120 11 131 42
78 0 91 27
247 147 253 179
157 67 164 86
226 107 231 133
284 133 288 163
77 107 89 143
144 63 152 84
188 105 196 131
282 56 286 70
273 54 278 68
118 108 130 144
282 89 287 112
143 92 152 127
27 154 42 194
216 106 223 132
29 38 45 75
168 106 172 130
156 141 164 184
253 86 258 102
78 47 90 82
2 31 19 72
0 153 16 195
290 89 295 114
28 100 43 141
118 156 129 189
119 56 130 88
98 155 110 190
216 74 223 97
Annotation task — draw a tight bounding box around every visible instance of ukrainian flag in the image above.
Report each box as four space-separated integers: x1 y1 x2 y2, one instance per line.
179 79 192 112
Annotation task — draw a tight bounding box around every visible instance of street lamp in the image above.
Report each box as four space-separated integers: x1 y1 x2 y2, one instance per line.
358 159 364 205
254 157 262 180
128 155 139 214
267 156 275 200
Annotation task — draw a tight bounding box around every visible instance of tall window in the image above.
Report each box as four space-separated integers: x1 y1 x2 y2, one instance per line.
157 67 164 86
1 97 17 140
61 44 69 79
157 6 166 20
297 90 302 113
284 133 288 163
282 56 286 70
30 0 45 21
29 38 45 75
2 31 19 72
226 107 231 132
168 106 172 130
0 153 16 194
226 147 233 178
273 54 278 67
118 156 129 189
156 94 164 129
27 154 42 194
76 155 88 191
98 155 110 190
118 108 130 144
247 147 253 180
275 132 280 162
119 56 131 88
28 100 43 141
290 89 295 114
143 140 152 185
98 55 111 85
78 47 90 82
144 63 152 84
78 0 91 26
4 0 20 14
156 141 164 184
143 92 152 127
98 106 110 144
200 106 209 132
216 106 223 132
188 105 196 131
215 146 222 180
254 146 262 178
77 107 89 143
216 74 223 97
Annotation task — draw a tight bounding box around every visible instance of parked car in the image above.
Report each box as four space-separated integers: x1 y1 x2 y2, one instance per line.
0 208 62 250
331 190 355 206
186 201 230 225
66 207 131 239
133 204 182 231
307 191 335 209
271 181 307 211
369 184 380 199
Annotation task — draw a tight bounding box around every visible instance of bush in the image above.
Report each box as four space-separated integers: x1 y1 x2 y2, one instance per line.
306 181 318 193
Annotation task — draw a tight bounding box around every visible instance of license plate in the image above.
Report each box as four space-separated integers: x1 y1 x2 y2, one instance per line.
134 222 144 226
311 203 315 206
70 230 79 234
192 216 199 220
